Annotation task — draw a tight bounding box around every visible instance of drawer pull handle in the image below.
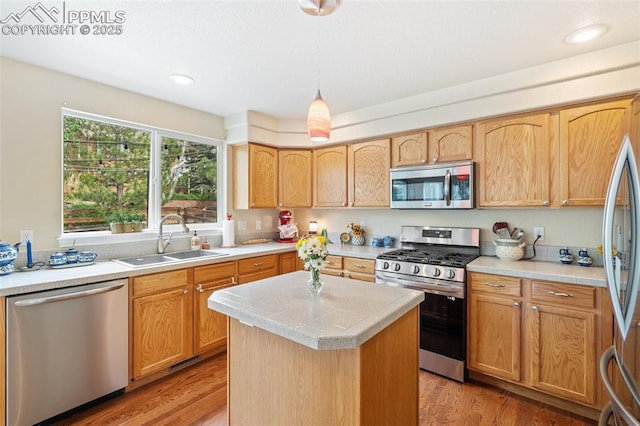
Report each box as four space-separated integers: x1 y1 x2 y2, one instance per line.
354 264 366 268
485 283 505 288
548 291 574 297
231 276 236 284
253 262 263 267
327 261 334 265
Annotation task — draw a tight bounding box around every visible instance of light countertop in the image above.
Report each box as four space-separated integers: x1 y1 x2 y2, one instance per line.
468 256 606 288
208 270 424 350
0 243 298 296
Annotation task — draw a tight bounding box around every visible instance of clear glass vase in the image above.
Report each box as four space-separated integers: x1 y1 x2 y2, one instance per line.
308 267 323 294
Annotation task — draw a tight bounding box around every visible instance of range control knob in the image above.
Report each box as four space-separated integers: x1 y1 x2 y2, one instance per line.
430 267 441 277
383 261 390 270
445 269 456 279
413 265 421 274
393 263 402 272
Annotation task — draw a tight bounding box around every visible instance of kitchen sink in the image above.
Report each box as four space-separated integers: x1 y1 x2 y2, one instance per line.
113 250 228 268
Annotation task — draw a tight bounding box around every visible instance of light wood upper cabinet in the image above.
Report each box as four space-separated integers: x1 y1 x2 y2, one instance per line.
391 133 427 167
278 149 312 208
348 139 390 207
313 145 348 207
233 143 278 209
559 98 632 206
193 261 237 354
428 124 473 164
131 269 193 379
476 113 552 207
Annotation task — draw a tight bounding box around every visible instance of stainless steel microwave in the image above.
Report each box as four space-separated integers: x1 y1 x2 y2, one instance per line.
390 161 474 209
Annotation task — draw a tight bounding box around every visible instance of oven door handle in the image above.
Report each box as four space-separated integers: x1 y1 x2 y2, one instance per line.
375 271 461 297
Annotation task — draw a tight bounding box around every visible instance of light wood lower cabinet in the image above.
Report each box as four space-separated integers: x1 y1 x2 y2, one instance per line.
343 256 376 282
193 261 238 354
278 251 304 274
131 269 194 380
468 272 611 411
237 254 279 283
322 254 344 277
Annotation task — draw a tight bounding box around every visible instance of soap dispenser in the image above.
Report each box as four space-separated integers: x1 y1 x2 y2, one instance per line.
191 231 201 250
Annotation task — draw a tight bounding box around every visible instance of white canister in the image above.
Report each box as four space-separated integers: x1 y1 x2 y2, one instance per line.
494 239 527 261
222 220 235 247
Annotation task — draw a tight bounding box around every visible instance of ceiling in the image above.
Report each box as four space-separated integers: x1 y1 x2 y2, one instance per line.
1 0 639 121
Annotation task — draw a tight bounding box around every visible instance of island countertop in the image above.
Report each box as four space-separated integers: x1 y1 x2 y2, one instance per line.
208 270 424 351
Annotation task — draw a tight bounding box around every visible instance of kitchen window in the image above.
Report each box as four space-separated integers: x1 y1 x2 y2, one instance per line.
62 109 223 240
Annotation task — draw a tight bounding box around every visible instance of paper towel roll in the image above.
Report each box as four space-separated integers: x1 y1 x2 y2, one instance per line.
222 220 235 247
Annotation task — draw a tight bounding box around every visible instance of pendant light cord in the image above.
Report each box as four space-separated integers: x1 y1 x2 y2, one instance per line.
316 6 321 92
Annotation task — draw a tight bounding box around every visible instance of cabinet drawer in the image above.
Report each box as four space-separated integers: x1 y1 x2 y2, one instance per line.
238 254 278 283
194 261 237 287
343 257 375 275
469 272 521 297
133 269 190 297
531 281 596 309
324 255 343 270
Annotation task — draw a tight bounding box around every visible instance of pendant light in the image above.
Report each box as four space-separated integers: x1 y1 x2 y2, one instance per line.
300 0 339 142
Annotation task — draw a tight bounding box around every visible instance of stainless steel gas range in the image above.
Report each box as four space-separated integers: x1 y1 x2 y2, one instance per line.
375 226 480 382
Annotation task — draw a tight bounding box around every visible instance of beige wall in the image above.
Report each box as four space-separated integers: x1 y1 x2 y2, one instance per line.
0 57 225 249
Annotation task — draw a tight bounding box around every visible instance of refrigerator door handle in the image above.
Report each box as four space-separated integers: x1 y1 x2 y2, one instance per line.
600 346 640 426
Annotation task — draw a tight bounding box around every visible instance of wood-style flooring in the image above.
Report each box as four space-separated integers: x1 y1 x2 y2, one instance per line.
53 352 595 425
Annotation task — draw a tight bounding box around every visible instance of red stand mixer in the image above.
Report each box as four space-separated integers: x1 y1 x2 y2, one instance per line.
276 210 298 243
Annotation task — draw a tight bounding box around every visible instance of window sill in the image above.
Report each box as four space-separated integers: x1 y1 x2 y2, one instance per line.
58 225 222 248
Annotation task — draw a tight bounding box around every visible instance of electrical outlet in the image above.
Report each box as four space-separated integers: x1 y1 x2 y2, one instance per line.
256 219 262 230
533 227 545 241
20 230 33 245
238 220 247 231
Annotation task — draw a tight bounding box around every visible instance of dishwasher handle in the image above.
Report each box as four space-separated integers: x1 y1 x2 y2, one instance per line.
13 282 125 307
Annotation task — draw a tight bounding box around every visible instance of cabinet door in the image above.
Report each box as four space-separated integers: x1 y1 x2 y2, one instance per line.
193 261 237 354
428 124 473 164
313 145 347 207
249 144 278 208
559 99 631 206
528 303 596 405
279 251 303 274
132 286 193 379
279 150 312 208
391 133 427 167
476 113 551 207
348 139 390 207
468 293 522 382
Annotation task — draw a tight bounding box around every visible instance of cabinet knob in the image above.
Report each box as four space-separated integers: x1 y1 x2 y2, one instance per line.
196 284 203 293
342 202 346 207
421 159 427 164
231 276 236 284
344 272 350 278
543 200 549 205
183 289 188 295
562 200 569 205
513 302 520 308
532 305 539 312
350 202 354 207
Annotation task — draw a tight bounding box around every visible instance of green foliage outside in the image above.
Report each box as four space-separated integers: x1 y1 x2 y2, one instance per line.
63 116 218 232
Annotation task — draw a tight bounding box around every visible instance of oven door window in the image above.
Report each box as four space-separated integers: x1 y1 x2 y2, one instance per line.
420 293 465 360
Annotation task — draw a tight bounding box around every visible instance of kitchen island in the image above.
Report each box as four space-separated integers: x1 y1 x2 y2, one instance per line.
208 270 424 425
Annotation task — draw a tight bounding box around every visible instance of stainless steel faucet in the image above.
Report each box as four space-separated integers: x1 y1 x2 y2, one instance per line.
158 214 190 254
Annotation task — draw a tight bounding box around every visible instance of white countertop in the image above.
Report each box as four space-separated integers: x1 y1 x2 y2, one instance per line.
208 270 424 350
467 256 606 288
0 243 298 296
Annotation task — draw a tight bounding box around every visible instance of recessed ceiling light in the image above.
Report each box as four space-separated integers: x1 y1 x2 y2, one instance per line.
564 24 608 45
170 74 194 85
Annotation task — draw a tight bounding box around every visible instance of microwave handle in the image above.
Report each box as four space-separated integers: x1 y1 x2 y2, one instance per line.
444 169 451 206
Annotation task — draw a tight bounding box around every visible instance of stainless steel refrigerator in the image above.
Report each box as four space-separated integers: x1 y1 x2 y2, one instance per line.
601 93 640 425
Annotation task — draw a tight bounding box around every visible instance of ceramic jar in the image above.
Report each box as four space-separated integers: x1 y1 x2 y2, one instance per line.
65 248 79 263
383 236 394 248
49 252 67 266
559 247 574 264
79 251 98 263
351 233 365 246
577 249 593 267
0 242 19 276
371 238 384 247
494 239 526 261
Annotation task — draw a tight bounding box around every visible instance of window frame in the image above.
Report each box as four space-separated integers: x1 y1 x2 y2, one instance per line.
59 108 225 247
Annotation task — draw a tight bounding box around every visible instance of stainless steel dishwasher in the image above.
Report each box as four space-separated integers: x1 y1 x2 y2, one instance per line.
6 279 128 425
